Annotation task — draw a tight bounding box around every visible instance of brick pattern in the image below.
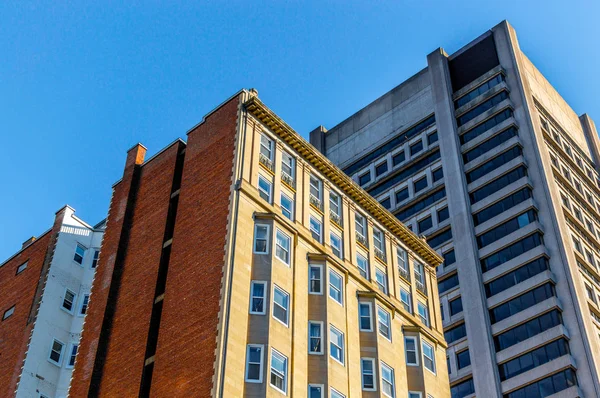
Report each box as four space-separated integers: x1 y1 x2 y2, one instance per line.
150 95 241 396
0 208 67 397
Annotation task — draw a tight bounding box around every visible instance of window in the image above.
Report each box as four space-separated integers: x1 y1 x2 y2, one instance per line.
427 131 438 145
329 269 343 305
476 210 537 248
275 229 291 265
308 385 324 398
414 176 427 193
395 187 409 203
397 248 408 276
249 281 267 314
309 264 323 294
460 108 513 144
16 261 27 275
91 250 100 268
270 349 288 393
457 91 509 126
585 284 596 303
484 257 549 297
281 151 294 180
74 244 86 265
410 140 423 156
330 231 343 259
310 216 323 243
418 216 433 233
373 228 385 254
417 302 429 326
409 393 422 398
359 172 372 186
376 161 388 176
494 309 562 351
405 336 418 365
380 362 395 397
79 294 90 316
480 233 543 272
444 323 466 344
377 306 391 340
331 389 346 398
466 146 522 183
450 378 475 398
66 344 78 368
308 321 323 354
260 133 273 161
473 187 532 226
280 192 294 220
258 175 273 203
455 73 505 108
253 224 269 254
361 358 376 391
392 151 405 166
330 326 344 364
3 305 15 320
359 302 373 332
470 166 527 204
414 262 424 286
427 228 453 249
246 344 264 382
48 339 64 366
310 175 322 202
62 289 77 314
489 282 555 324
498 338 569 381
396 187 446 221
504 369 577 398
463 126 518 163
355 213 367 240
330 190 341 217
400 289 411 312
443 249 456 268
272 286 289 326
356 253 369 279
380 197 391 209
456 349 471 369
432 167 443 182
437 207 449 222
375 268 388 294
438 273 459 294
422 341 436 373
449 297 463 316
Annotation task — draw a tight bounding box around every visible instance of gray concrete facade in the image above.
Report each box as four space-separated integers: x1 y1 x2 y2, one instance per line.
312 21 600 398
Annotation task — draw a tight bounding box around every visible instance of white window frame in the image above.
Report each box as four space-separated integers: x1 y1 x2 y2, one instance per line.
48 338 65 366
373 228 384 252
405 336 419 366
74 243 86 265
91 249 100 268
422 340 436 374
310 175 322 201
65 343 78 369
309 264 323 295
358 302 373 332
258 175 273 203
245 344 264 383
380 361 396 398
330 388 346 398
275 229 291 266
355 213 366 239
249 281 267 315
329 325 345 365
377 306 392 341
308 321 324 355
330 190 341 217
270 348 288 394
308 384 324 398
414 262 424 284
78 294 90 317
61 288 77 314
253 224 270 254
310 216 323 243
328 269 343 306
400 288 411 312
409 392 423 398
281 151 295 180
361 357 377 391
280 192 294 220
272 285 290 327
356 252 369 279
330 230 343 259
417 302 429 327
375 268 388 294
260 133 274 161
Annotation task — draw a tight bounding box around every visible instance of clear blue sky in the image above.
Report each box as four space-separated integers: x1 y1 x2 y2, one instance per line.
1 1 598 260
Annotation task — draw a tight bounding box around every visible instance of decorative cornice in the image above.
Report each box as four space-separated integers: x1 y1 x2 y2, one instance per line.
244 96 443 267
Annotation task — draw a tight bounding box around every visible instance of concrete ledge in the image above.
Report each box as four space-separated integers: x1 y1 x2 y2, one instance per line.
453 65 504 99
463 136 521 174
478 221 543 259
496 324 570 363
470 177 532 213
547 385 583 398
468 156 526 192
487 270 555 309
455 82 510 117
460 116 517 152
500 355 576 395
457 98 513 135
474 198 537 236
492 296 562 335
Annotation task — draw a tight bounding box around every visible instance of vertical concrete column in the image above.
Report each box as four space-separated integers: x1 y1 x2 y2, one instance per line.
427 48 502 397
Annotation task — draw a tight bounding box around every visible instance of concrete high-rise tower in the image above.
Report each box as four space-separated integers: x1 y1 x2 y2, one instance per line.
311 21 600 398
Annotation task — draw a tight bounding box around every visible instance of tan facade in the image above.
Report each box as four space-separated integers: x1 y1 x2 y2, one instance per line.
214 92 450 398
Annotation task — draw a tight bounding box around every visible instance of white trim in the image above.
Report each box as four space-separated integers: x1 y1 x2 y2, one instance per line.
375 267 388 294
308 320 324 355
309 215 323 243
308 264 323 295
270 348 288 395
400 288 412 312
422 340 436 375
417 301 429 327
329 230 343 259
47 338 65 367
380 361 396 398
91 248 100 268
308 384 324 398
65 343 78 369
272 285 290 327
356 252 369 279
78 294 90 317
73 242 87 266
360 357 377 391
377 305 392 341
245 344 264 383
249 281 268 315
330 387 346 398
253 224 270 254
358 302 373 332
328 269 344 306
61 288 77 315
280 191 294 221
405 336 419 366
275 228 291 266
408 392 423 398
258 174 273 203
329 325 345 366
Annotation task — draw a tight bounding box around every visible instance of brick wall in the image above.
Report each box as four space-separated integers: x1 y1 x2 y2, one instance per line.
149 95 241 396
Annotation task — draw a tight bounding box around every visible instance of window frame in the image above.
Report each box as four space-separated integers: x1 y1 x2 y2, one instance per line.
310 215 323 243
280 191 294 220
260 133 274 161
422 340 436 374
417 302 429 327
65 343 78 369
258 175 273 203
308 320 324 355
16 261 28 275
308 384 324 398
2 305 15 321
249 280 268 315
272 285 290 327
356 252 370 279
78 294 90 317
245 344 264 383
275 228 291 266
380 361 396 398
329 325 345 365
377 305 392 341
281 150 295 180
253 224 270 254
330 230 343 259
405 336 419 366
361 357 377 391
61 288 77 314
358 301 374 332
73 243 86 265
328 269 344 306
48 338 65 366
270 348 288 394
309 264 323 295
91 249 100 268
330 190 341 217
375 268 388 294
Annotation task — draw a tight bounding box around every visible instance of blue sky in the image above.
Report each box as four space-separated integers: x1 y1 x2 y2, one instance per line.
1 1 598 260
